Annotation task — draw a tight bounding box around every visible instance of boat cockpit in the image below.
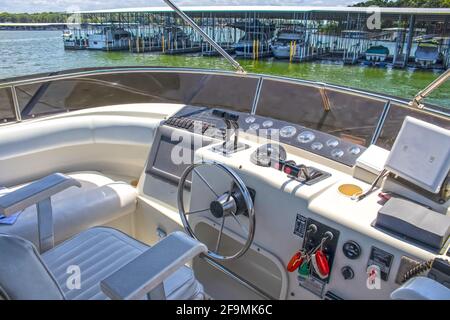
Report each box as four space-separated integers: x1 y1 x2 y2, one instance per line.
0 66 449 300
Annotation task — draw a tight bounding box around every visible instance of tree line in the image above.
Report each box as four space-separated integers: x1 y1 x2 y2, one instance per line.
0 12 68 23
352 0 450 7
0 0 448 24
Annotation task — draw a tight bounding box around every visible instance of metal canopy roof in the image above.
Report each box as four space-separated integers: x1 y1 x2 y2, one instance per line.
77 5 450 16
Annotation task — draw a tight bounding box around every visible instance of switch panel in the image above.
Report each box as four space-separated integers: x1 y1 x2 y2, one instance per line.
301 218 340 284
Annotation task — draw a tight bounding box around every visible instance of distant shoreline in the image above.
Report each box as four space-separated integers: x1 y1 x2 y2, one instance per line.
0 23 67 31
0 27 64 31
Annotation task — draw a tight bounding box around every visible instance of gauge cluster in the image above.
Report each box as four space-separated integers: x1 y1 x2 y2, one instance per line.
241 115 366 166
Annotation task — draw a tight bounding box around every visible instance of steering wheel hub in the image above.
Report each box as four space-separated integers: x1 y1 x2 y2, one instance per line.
210 193 237 218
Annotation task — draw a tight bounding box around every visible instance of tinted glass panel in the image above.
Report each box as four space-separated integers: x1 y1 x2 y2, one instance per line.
0 88 16 122
256 79 385 147
15 72 258 119
376 103 450 150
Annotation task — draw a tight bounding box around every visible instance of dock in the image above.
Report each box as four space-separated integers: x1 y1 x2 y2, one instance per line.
61 6 450 69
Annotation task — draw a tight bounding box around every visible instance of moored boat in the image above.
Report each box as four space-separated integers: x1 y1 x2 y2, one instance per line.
63 30 88 50
233 31 272 58
365 45 389 62
87 27 131 51
415 40 441 68
272 29 304 59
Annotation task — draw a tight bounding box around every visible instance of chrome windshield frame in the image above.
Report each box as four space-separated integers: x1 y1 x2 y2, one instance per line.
0 66 439 107
0 67 448 142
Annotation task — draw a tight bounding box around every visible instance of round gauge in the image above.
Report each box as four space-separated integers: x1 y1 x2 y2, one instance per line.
249 123 260 131
262 120 273 128
348 146 361 155
245 116 256 124
311 142 324 151
297 131 316 144
331 148 344 158
280 126 297 138
326 138 339 148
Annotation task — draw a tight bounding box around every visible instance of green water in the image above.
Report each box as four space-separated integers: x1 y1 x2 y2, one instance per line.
1 30 449 108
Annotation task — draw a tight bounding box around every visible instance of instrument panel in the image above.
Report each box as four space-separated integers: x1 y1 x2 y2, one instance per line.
162 106 366 167
241 114 365 167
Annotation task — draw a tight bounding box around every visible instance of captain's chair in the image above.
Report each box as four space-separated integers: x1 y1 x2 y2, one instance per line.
0 173 207 300
0 171 137 249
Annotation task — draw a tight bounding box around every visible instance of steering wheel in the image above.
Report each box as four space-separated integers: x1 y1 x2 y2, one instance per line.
177 161 255 261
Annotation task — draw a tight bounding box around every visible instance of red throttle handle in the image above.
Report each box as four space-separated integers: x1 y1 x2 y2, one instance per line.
311 250 330 279
287 251 305 272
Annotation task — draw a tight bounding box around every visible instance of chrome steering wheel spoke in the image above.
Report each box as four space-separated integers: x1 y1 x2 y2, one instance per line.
193 168 219 198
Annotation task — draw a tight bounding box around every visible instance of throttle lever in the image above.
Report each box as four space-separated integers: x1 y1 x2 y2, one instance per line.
211 109 240 152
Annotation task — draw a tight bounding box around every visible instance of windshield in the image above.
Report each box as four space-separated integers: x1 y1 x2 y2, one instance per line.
0 4 450 111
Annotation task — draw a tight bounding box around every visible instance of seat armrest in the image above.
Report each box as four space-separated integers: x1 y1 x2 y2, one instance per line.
100 232 207 300
0 173 81 252
0 173 81 217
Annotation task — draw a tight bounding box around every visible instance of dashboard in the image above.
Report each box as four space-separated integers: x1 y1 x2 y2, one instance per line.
143 105 447 300
148 105 366 171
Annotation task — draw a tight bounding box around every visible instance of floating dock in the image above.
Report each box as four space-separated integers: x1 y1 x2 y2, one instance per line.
62 6 450 69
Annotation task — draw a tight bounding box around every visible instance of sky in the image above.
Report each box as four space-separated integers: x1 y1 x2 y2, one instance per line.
0 0 357 14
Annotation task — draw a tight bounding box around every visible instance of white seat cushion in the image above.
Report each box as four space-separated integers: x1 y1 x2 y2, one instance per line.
42 227 204 300
0 172 137 248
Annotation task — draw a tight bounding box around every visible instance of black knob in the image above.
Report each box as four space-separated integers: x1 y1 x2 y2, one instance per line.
341 266 354 280
343 240 361 260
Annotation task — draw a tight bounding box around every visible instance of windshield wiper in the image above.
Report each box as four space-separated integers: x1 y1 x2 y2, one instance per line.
409 68 450 109
162 0 246 74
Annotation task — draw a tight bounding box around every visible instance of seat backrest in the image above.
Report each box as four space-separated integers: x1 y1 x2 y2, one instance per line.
0 234 64 300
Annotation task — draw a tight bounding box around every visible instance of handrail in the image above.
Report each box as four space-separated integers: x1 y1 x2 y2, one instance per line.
162 0 246 74
409 68 450 109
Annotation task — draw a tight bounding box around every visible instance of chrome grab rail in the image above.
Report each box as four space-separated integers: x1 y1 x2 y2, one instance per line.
410 68 450 109
162 0 246 74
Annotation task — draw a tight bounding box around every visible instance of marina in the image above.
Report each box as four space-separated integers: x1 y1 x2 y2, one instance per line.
1 30 449 108
58 6 450 70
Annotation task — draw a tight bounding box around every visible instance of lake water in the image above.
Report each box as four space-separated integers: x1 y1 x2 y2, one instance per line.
1 30 449 108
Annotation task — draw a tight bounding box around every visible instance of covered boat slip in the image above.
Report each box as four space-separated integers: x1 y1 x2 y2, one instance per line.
0 67 449 300
66 6 450 68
